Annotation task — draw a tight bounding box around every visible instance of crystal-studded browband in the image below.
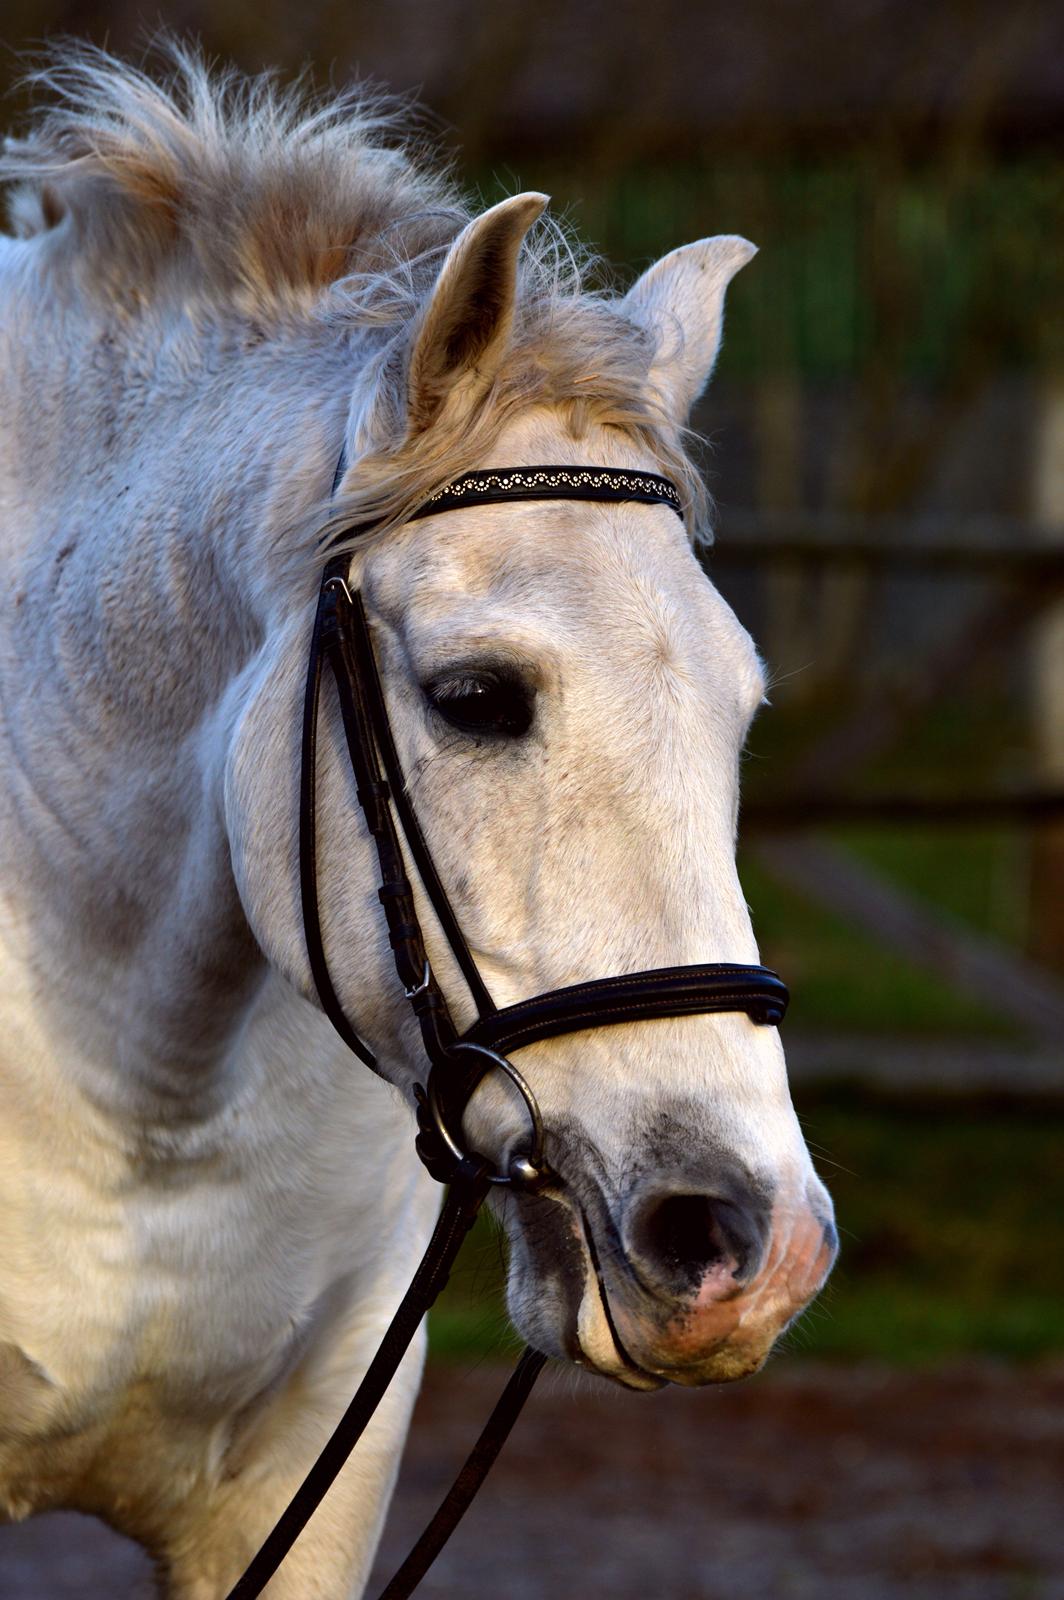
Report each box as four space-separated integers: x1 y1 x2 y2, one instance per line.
407 465 684 522
328 462 686 539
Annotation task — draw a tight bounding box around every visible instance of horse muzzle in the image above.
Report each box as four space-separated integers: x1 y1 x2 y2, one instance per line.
532 1166 836 1388
598 1183 838 1385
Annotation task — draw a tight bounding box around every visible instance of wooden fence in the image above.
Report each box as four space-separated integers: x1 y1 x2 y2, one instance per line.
704 523 1064 1085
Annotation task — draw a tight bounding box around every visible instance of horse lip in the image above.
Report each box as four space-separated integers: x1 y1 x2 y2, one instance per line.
498 1153 654 1383
572 1194 761 1386
576 1202 667 1390
508 1154 739 1386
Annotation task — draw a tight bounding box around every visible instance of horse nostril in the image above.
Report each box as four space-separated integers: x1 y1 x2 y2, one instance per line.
627 1189 768 1297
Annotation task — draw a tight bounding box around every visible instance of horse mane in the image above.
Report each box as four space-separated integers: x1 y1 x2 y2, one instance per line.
0 40 465 299
0 41 709 550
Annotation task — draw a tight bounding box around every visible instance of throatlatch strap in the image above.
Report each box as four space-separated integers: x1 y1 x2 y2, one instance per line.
225 1159 490 1600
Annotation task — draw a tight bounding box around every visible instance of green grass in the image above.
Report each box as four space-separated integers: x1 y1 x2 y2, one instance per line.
837 824 1031 948
725 674 1043 1036
786 1088 1064 1361
429 1210 519 1362
429 1091 1064 1365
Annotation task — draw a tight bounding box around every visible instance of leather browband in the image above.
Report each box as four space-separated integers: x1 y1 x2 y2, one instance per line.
406 465 684 521
327 464 686 541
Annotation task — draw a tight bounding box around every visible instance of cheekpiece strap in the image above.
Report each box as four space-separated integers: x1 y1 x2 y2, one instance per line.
406 465 684 523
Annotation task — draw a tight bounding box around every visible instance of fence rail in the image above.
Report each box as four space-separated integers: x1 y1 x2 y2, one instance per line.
744 790 1064 827
706 524 1064 578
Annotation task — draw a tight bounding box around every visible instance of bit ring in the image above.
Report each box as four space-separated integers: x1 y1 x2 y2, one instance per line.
426 1041 547 1188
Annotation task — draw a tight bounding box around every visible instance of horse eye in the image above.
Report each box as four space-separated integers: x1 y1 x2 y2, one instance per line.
424 668 534 738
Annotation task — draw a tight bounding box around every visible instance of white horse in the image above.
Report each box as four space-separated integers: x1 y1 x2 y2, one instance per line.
0 46 835 1599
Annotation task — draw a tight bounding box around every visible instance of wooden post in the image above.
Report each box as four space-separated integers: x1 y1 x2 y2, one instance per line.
1030 378 1064 973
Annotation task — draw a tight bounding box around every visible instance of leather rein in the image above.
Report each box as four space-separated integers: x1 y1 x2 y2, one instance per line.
226 464 789 1599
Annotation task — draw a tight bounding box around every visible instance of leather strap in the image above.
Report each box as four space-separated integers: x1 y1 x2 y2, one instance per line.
299 577 377 1067
272 455 794 1600
225 1158 491 1600
462 963 789 1057
324 574 455 1046
341 577 497 1019
300 563 489 1093
428 965 788 1167
304 557 791 1179
402 465 684 524
374 1347 547 1600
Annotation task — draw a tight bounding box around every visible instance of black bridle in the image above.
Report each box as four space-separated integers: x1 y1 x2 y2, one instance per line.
227 465 789 1600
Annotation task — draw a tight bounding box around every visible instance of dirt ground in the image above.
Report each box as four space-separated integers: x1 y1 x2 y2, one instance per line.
2 1358 1062 1599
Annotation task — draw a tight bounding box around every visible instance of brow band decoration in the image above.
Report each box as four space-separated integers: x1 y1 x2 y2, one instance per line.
406 465 685 522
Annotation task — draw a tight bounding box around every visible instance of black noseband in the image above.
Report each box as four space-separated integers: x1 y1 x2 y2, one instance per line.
300 464 789 1189
464 966 789 1055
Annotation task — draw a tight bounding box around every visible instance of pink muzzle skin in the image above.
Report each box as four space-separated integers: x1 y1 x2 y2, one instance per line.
609 1199 838 1385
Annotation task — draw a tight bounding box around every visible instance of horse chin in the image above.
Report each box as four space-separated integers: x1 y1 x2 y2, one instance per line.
572 1255 775 1389
573 1277 667 1392
631 1332 776 1387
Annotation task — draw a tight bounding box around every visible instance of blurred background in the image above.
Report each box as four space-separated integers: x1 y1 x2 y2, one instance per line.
1 2 1061 1596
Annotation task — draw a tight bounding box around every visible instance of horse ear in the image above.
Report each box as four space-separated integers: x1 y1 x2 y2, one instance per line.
623 236 757 422
406 192 548 432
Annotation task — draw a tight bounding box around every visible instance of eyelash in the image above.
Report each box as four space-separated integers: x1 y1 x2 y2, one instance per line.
423 668 535 738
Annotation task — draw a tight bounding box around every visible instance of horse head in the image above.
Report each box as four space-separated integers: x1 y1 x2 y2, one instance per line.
228 193 836 1391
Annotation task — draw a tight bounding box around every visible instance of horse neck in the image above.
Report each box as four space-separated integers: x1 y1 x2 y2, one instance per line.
0 258 349 1117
